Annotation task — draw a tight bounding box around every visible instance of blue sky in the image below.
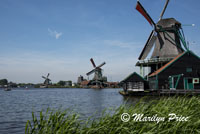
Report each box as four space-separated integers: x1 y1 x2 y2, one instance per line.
0 0 200 83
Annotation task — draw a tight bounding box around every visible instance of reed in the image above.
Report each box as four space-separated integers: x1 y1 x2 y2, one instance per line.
25 96 200 134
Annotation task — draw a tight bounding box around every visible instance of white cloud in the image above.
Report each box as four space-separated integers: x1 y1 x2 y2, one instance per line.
48 28 62 39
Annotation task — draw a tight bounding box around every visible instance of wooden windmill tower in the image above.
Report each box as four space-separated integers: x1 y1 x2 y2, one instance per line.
86 58 107 87
41 73 51 88
135 0 188 78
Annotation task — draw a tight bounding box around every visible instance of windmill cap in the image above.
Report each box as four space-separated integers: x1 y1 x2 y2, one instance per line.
157 18 181 28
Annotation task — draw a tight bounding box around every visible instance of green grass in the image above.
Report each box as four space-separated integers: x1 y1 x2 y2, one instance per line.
25 96 200 134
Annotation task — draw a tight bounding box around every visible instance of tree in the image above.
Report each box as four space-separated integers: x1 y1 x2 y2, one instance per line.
57 81 66 86
0 79 8 85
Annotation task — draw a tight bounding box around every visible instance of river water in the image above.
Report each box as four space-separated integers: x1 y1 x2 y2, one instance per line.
0 88 142 134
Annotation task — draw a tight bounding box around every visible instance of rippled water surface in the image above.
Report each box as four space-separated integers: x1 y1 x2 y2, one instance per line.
0 88 143 134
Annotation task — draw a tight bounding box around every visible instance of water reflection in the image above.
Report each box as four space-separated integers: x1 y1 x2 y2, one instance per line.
0 88 125 134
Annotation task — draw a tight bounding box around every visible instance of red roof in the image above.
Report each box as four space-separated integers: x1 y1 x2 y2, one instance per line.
149 52 185 77
81 81 90 86
107 82 119 85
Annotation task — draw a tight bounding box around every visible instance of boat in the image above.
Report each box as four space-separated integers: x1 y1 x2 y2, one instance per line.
39 85 48 88
90 85 103 89
4 87 11 91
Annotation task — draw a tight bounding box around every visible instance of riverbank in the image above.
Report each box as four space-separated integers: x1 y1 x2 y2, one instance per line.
34 85 119 89
25 96 200 134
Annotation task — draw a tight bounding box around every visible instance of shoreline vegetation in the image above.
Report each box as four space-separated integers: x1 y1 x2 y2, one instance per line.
0 79 119 89
34 85 81 88
25 96 200 134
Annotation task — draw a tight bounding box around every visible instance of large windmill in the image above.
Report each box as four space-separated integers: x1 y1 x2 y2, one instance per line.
86 58 107 87
41 73 51 87
135 0 188 76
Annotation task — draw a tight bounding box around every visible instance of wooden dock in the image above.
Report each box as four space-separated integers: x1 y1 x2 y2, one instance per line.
119 89 200 96
159 89 200 96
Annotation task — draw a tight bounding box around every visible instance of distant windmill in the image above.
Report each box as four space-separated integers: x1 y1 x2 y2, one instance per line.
136 0 187 60
42 73 51 87
86 58 106 82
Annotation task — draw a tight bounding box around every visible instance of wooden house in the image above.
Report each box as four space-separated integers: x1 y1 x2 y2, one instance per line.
148 51 200 90
80 80 90 88
120 72 148 92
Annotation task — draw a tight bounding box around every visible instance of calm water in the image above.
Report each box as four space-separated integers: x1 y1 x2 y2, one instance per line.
0 88 143 134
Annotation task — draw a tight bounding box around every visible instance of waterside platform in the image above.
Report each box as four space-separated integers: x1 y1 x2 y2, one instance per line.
159 89 200 96
119 89 200 96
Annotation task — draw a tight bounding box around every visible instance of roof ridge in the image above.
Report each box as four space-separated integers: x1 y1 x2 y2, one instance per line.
120 72 145 83
149 52 185 77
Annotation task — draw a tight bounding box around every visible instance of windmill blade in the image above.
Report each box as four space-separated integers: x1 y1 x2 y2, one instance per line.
97 62 106 68
47 73 50 78
136 1 155 26
90 58 96 68
139 30 157 60
86 69 95 76
44 79 47 83
159 0 170 20
42 76 47 79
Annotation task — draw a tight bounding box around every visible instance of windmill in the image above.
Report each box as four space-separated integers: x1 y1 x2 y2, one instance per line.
135 0 188 76
42 73 51 87
86 58 106 87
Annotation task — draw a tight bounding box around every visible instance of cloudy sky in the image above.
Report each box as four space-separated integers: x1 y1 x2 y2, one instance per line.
0 0 200 83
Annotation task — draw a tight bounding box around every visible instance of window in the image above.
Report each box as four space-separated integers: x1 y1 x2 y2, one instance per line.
186 68 192 72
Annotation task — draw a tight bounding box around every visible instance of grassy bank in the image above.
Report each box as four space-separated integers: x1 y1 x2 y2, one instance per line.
25 96 200 134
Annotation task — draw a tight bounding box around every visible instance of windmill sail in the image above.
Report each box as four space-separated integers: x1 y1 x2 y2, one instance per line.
97 62 106 68
136 1 155 26
90 58 96 68
159 0 170 20
139 30 157 60
86 69 95 76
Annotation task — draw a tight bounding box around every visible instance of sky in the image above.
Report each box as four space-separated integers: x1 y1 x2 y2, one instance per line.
0 0 200 84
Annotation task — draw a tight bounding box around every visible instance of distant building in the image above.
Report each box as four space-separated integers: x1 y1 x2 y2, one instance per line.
65 81 72 87
80 80 90 88
77 75 84 85
57 80 72 87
